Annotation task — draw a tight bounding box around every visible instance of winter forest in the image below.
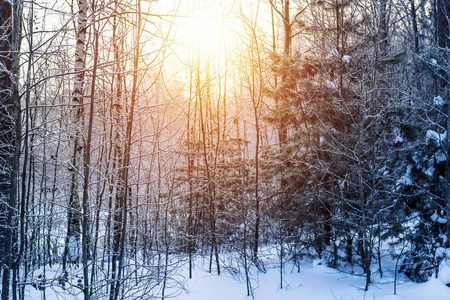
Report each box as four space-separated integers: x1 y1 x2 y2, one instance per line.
1 0 450 299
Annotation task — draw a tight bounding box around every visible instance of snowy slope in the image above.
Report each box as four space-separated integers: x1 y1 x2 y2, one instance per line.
177 261 450 300
24 258 450 300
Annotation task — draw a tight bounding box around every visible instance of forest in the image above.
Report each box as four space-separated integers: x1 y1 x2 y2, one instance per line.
1 0 450 299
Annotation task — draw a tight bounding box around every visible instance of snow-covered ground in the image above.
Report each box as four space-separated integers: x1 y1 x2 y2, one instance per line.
24 256 450 300
177 261 450 300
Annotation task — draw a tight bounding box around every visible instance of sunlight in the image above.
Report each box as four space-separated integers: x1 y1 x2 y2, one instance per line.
187 14 224 57
179 1 240 61
152 0 273 84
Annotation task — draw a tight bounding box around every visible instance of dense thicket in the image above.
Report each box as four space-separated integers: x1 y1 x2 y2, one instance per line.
0 0 450 299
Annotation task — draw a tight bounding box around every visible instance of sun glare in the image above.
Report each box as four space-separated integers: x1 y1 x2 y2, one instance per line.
187 14 224 56
152 0 269 85
178 1 240 61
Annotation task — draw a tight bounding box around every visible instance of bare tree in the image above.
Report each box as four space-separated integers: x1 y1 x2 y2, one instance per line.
1 0 21 298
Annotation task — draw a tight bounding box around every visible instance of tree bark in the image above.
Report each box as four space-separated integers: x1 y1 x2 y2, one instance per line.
111 1 141 298
0 0 13 298
80 0 100 297
1 0 21 298
64 0 88 269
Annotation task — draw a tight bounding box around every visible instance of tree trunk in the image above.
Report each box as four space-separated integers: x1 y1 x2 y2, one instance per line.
64 0 88 270
80 0 100 297
279 0 290 154
0 3 12 298
111 2 141 298
1 0 21 298
435 0 450 245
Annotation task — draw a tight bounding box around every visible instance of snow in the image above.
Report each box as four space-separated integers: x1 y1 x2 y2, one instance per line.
439 260 450 285
394 127 404 144
173 261 450 300
326 49 351 63
434 96 445 106
325 80 338 90
397 165 413 187
397 175 412 187
430 58 441 71
436 150 447 163
425 165 435 177
328 48 339 59
68 236 79 263
436 247 450 259
431 211 448 224
426 130 446 147
394 135 404 144
319 136 325 145
24 257 450 300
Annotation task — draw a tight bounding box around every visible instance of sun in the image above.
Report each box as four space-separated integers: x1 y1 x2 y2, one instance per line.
186 12 224 56
151 0 268 84
177 1 240 60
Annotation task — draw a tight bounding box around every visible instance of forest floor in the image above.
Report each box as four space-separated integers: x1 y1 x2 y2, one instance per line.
24 249 450 300
174 259 450 300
